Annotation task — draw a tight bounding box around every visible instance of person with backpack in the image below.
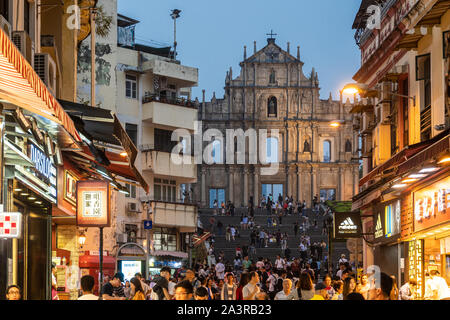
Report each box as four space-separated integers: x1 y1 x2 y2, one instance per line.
151 267 172 300
267 270 279 300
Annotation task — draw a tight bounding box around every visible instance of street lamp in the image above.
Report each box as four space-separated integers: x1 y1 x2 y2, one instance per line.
78 229 87 248
170 9 181 59
342 83 416 106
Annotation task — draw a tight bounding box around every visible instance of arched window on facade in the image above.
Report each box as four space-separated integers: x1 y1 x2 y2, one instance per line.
212 140 222 163
266 137 278 163
323 140 331 163
268 96 277 118
345 139 352 153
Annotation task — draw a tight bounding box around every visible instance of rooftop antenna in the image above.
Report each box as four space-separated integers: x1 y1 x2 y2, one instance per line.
170 9 181 59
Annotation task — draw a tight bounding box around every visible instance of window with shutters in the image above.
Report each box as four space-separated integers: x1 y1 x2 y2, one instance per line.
416 54 431 141
126 74 137 99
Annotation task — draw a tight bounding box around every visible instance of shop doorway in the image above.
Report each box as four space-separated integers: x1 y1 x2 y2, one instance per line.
116 243 147 280
209 189 225 208
262 184 283 200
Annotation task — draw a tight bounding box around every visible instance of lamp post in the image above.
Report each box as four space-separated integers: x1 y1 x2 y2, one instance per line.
342 83 416 107
170 9 181 59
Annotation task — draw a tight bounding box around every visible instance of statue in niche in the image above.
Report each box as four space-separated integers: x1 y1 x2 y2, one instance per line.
304 139 311 153
269 68 276 84
268 96 277 117
345 139 352 153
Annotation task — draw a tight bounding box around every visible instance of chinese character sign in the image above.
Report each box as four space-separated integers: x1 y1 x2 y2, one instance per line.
414 177 450 232
0 212 22 238
76 181 110 227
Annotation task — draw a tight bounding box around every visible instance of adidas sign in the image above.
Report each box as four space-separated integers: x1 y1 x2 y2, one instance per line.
375 214 383 238
338 217 358 233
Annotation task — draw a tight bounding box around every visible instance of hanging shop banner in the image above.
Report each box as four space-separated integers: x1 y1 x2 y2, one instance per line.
373 200 401 240
64 170 78 206
76 180 110 227
0 212 22 239
414 176 450 233
333 212 362 239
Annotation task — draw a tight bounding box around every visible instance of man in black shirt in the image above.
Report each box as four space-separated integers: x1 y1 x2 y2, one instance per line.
101 272 126 300
152 266 172 300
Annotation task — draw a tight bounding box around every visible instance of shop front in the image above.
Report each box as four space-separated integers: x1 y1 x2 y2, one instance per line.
79 251 116 295
372 199 404 283
116 243 147 281
404 174 450 299
149 251 188 277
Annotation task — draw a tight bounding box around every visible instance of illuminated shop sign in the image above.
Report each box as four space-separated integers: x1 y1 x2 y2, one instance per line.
0 212 22 239
385 200 401 238
29 143 52 180
374 213 384 238
333 212 362 239
408 240 423 299
414 176 450 232
77 180 110 227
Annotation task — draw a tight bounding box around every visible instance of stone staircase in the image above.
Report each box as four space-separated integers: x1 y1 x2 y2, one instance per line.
199 206 349 276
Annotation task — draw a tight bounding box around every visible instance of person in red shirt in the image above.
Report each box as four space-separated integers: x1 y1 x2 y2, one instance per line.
236 273 249 300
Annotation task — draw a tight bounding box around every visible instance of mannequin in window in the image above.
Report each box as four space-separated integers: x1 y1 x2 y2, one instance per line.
304 140 311 153
269 69 276 84
268 97 277 117
345 140 352 153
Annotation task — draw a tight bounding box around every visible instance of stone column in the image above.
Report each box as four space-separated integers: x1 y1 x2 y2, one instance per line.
339 167 345 201
254 166 259 202
201 167 207 206
229 167 234 203
234 169 240 205
353 166 359 197
313 126 319 162
244 167 249 206
297 166 302 202
312 167 318 204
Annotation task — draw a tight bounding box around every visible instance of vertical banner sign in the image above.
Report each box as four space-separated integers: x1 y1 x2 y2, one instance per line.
76 181 110 227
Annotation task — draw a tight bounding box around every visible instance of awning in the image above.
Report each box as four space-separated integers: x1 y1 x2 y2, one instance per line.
397 133 450 176
359 141 430 186
350 104 374 114
59 100 149 193
151 251 188 259
0 28 81 148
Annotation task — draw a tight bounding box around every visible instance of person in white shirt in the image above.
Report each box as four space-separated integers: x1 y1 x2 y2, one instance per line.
275 279 294 300
275 255 285 271
215 260 225 280
430 270 450 300
267 271 278 299
78 275 99 300
243 272 260 300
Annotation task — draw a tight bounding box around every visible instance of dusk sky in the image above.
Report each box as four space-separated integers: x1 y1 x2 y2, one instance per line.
118 0 362 101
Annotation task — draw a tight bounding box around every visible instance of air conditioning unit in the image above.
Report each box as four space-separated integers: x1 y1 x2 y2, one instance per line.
116 233 126 244
127 202 141 213
34 53 57 95
12 31 34 64
0 14 11 38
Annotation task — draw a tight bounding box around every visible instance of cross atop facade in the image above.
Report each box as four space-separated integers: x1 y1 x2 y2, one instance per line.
266 29 277 39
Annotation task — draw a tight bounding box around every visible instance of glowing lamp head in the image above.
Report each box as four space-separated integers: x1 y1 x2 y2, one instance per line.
330 122 341 128
120 152 128 157
78 233 87 246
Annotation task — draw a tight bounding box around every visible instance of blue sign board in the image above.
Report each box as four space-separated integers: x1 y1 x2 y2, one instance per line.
143 220 152 230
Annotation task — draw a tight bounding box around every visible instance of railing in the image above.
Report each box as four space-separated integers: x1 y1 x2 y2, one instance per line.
140 195 198 207
143 93 198 109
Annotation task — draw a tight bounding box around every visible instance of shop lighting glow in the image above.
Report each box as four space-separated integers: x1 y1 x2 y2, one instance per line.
438 156 450 164
120 152 128 157
14 189 22 192
408 174 426 179
20 193 29 196
419 167 438 173
28 197 36 200
392 184 407 189
402 178 418 183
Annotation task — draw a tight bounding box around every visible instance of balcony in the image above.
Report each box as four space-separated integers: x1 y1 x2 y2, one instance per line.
141 59 198 86
142 150 197 182
142 94 198 131
151 201 197 233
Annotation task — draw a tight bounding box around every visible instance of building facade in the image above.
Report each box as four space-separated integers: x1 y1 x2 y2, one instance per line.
194 36 360 209
351 0 450 298
75 0 199 279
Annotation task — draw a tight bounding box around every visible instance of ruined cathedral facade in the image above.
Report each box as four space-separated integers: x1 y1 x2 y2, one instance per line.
194 37 360 208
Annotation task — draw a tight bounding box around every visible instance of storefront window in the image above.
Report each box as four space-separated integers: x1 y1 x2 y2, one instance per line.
153 228 177 252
